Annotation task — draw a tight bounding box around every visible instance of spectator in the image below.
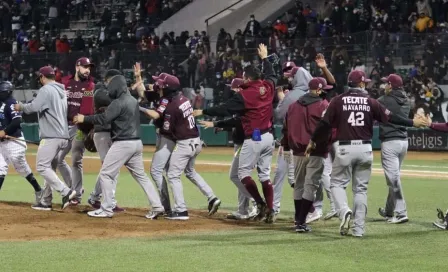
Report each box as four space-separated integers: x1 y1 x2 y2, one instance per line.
331 44 348 93
381 56 395 77
11 10 21 36
56 35 70 53
28 34 39 53
415 12 434 32
273 19 287 34
148 32 159 51
187 51 198 87
416 0 432 17
216 28 227 52
48 2 58 31
244 14 261 36
73 34 86 51
101 7 112 27
351 57 365 74
269 30 280 53
19 0 31 25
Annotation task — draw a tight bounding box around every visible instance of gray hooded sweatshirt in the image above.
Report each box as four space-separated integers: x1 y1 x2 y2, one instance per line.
274 67 312 122
22 81 69 139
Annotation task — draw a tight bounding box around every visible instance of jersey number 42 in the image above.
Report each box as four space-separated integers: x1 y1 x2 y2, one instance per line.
347 112 365 127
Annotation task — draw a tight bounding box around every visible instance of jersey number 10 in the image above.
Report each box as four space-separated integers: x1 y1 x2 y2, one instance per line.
347 112 365 127
188 115 196 129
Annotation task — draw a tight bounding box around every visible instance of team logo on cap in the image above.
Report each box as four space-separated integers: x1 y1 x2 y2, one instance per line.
259 87 266 95
319 83 322 88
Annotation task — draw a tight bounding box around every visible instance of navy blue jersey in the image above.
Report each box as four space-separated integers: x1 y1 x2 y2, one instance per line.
0 98 22 138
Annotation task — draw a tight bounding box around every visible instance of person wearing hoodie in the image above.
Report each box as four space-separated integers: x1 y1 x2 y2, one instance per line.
377 74 410 224
14 66 76 211
73 74 164 219
282 77 333 233
86 69 124 213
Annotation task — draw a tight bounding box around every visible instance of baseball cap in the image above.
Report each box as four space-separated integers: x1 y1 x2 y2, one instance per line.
156 74 180 89
38 66 55 77
282 61 296 72
347 70 371 84
152 73 168 81
104 69 122 80
309 77 333 90
76 57 95 67
284 66 299 78
226 78 244 89
381 74 403 89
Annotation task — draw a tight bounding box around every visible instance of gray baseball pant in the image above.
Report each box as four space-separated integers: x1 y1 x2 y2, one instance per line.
90 132 117 207
167 137 216 213
100 140 163 216
237 132 274 182
331 141 373 236
38 138 73 206
293 156 325 201
273 147 295 213
381 140 408 217
56 125 77 188
150 134 174 212
314 152 336 213
230 144 254 215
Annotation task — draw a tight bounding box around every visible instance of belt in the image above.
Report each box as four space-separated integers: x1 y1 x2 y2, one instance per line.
244 128 271 139
338 140 371 146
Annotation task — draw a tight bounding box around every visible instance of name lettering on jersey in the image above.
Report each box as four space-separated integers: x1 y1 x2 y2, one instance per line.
342 96 370 112
83 90 93 97
179 100 193 118
66 91 83 99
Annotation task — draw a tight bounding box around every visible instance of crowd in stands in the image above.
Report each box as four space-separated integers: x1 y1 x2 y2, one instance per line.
1 0 448 122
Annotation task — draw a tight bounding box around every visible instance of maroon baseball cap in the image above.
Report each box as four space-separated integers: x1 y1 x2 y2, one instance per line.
282 61 296 72
38 66 55 77
156 74 180 89
381 74 403 89
76 57 95 67
152 73 168 81
309 77 333 90
226 78 244 89
284 67 299 78
347 70 371 84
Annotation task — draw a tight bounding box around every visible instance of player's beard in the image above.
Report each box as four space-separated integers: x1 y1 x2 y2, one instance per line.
77 71 89 81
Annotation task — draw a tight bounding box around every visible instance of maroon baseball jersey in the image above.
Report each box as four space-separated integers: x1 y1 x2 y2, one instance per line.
62 75 95 124
323 89 391 141
238 79 274 136
160 94 199 140
153 96 169 129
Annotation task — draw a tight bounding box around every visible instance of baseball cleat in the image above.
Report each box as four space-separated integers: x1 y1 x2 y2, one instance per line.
387 215 409 224
88 199 101 209
226 212 250 220
352 233 363 238
378 207 393 221
166 211 189 220
433 220 448 230
340 210 352 236
145 211 164 220
208 197 221 216
254 202 267 221
31 203 52 211
295 224 311 233
87 209 113 218
248 203 258 219
163 211 173 217
306 209 323 224
34 190 43 205
324 210 338 220
62 190 77 210
264 209 276 224
70 199 80 206
437 208 446 220
113 205 126 213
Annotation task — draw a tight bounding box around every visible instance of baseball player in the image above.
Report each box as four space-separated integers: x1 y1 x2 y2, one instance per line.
58 57 96 205
306 70 427 237
74 73 164 219
194 44 278 223
199 78 257 220
377 74 410 224
145 74 220 220
140 74 221 217
282 77 333 232
87 69 125 212
423 107 448 230
14 66 76 210
0 81 43 203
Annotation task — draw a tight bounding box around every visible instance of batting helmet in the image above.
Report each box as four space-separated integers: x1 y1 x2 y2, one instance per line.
0 81 13 101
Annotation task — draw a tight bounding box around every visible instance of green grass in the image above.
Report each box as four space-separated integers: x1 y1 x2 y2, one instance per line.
1 158 448 271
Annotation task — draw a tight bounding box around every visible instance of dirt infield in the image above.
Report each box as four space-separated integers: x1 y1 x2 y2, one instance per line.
1 147 447 242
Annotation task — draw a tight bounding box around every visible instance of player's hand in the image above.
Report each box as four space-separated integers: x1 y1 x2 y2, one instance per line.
0 130 5 138
133 62 142 78
413 115 429 128
283 150 292 165
13 103 21 111
304 140 316 158
73 114 85 124
199 120 214 129
278 146 284 157
258 43 268 60
193 109 203 117
315 53 327 69
214 127 224 134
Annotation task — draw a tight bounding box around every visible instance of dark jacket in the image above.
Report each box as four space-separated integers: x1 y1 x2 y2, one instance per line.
84 75 140 141
214 115 244 145
93 82 112 133
282 92 329 157
377 88 410 142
